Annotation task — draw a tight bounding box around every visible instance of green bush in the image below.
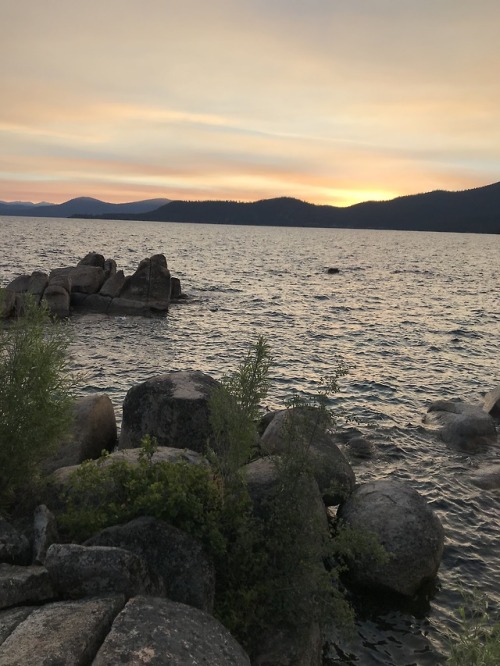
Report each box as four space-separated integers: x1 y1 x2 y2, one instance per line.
59 435 226 555
0 292 74 510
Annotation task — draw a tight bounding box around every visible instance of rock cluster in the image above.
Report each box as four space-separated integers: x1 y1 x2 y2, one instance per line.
1 252 184 318
0 371 450 666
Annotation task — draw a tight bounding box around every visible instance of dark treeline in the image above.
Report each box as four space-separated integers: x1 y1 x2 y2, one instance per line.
2 182 500 233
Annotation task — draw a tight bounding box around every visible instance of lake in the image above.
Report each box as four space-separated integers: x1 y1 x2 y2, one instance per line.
1 215 499 664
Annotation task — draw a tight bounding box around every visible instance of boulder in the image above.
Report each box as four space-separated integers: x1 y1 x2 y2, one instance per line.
44 543 165 599
103 258 117 279
483 386 500 418
49 265 105 294
0 607 34 644
337 480 445 597
346 435 375 459
99 269 126 298
119 254 171 309
85 516 215 612
48 272 72 293
32 505 59 564
170 276 182 299
78 252 105 268
119 371 219 452
51 445 208 486
261 408 356 505
0 595 125 665
43 393 117 473
93 596 251 666
0 518 30 565
425 400 497 452
242 455 328 529
0 564 54 610
42 284 70 318
106 297 157 316
74 293 112 313
5 271 48 303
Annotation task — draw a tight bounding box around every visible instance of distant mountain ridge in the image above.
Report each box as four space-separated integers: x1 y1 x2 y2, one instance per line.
0 197 171 217
0 183 499 233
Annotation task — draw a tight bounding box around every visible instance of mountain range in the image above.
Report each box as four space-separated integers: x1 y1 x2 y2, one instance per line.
0 197 170 218
1 183 499 233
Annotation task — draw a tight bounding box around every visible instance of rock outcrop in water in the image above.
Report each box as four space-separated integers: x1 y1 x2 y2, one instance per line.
424 399 498 452
1 252 184 318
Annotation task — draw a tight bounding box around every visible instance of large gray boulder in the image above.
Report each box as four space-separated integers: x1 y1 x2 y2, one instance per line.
85 516 215 612
44 393 117 474
0 564 54 610
49 265 105 294
44 543 165 599
5 271 48 303
119 254 171 310
337 480 444 597
425 400 497 452
261 408 355 505
0 595 125 665
78 252 105 268
99 269 126 298
120 371 219 452
93 596 251 666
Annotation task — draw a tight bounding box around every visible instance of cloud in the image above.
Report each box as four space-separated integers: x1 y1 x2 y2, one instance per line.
1 0 500 205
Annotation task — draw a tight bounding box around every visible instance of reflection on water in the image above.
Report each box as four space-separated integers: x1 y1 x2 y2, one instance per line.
1 215 499 664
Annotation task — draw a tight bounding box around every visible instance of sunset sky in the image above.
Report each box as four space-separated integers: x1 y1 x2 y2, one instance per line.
1 0 500 207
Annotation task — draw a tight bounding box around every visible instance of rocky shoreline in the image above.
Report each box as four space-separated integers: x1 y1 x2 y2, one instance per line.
1 351 499 663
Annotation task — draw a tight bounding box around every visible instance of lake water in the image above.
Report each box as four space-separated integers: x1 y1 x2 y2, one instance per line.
1 215 499 664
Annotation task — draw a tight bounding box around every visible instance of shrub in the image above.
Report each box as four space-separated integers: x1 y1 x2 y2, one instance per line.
59 435 226 555
0 292 74 510
447 591 500 665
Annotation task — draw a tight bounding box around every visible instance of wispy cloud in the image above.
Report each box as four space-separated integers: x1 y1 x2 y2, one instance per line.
1 0 499 205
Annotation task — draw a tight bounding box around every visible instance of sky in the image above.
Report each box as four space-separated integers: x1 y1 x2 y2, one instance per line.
1 0 500 207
